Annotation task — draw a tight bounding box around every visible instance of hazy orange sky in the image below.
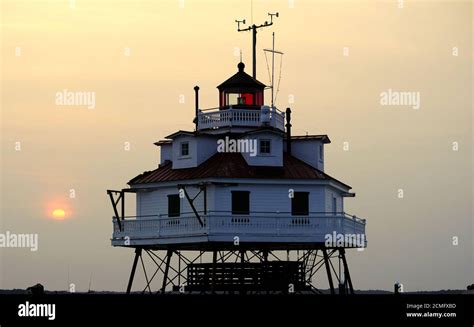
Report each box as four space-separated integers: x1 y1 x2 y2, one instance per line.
1 0 472 292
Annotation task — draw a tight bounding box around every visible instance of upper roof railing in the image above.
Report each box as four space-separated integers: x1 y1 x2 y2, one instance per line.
197 106 285 131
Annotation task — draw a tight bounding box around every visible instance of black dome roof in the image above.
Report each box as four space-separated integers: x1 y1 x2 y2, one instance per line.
217 62 266 90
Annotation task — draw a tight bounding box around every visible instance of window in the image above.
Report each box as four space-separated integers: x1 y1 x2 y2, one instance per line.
259 139 271 155
240 93 254 104
226 93 254 105
291 192 309 216
319 145 324 160
180 142 189 156
232 191 250 215
227 93 239 105
168 194 180 217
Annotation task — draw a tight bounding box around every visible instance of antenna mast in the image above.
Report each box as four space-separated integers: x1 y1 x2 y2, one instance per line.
264 33 284 107
235 12 279 79
271 32 275 107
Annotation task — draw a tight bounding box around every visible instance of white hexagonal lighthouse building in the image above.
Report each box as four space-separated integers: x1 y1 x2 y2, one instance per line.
108 26 366 295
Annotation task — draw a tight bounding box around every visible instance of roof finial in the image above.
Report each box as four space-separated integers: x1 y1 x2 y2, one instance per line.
238 62 245 72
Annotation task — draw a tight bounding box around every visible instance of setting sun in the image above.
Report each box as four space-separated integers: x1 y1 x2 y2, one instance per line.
45 198 72 221
52 209 66 220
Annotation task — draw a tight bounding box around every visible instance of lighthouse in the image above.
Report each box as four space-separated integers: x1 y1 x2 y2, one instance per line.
107 22 366 295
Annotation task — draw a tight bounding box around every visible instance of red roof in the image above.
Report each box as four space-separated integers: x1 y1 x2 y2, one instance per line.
128 152 351 189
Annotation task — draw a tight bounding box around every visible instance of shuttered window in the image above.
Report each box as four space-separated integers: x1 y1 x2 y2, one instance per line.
231 191 250 215
291 192 309 216
168 194 180 217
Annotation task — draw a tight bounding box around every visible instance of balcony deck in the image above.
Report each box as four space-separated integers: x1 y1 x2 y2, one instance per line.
197 106 285 131
111 211 366 250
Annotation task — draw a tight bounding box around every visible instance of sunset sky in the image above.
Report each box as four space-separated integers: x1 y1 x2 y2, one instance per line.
1 0 472 292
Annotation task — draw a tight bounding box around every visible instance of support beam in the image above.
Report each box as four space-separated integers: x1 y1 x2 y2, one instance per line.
121 190 125 222
161 250 173 293
107 190 123 231
178 251 181 287
203 186 207 215
240 250 245 295
140 254 152 294
212 250 217 294
323 249 335 295
126 248 142 294
339 248 354 294
179 186 204 227
263 250 268 263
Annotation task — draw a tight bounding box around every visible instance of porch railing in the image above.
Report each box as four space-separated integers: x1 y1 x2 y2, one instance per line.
112 211 366 244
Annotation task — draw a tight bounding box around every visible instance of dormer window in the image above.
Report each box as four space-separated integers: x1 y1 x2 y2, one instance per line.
259 139 271 155
180 142 189 156
319 145 324 161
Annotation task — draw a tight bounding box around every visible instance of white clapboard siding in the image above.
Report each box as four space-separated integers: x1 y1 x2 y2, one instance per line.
241 132 284 167
289 139 324 171
159 143 172 164
171 135 217 169
137 185 216 218
325 187 343 213
137 183 334 216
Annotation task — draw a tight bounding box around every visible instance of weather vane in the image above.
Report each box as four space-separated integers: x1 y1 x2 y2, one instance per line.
235 12 279 79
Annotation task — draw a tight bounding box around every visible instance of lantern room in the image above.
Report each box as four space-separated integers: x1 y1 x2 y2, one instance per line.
217 62 266 109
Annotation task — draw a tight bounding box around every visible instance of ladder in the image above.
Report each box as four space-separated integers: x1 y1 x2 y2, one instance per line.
305 250 318 283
